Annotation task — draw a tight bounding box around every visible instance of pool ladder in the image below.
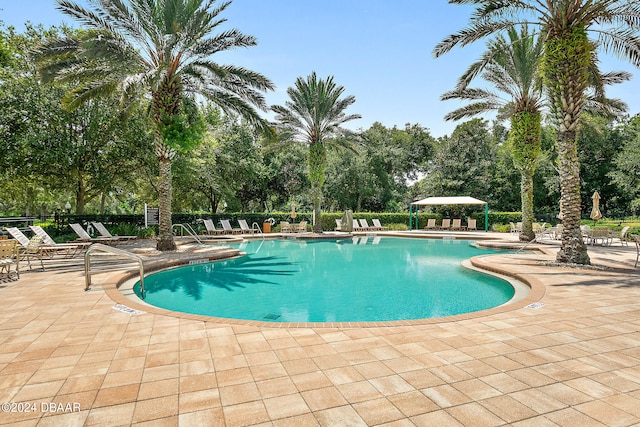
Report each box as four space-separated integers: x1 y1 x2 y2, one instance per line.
84 243 146 298
173 223 203 244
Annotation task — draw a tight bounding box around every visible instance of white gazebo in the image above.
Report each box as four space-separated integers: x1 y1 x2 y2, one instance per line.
409 196 489 231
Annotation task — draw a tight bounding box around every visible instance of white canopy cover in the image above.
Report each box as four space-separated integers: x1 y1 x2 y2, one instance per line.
411 196 487 206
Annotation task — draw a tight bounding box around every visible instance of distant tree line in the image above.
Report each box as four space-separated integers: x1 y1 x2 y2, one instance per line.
2 24 640 223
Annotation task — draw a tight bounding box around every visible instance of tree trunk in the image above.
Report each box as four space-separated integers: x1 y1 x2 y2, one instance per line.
556 129 589 264
519 169 535 241
544 27 591 264
157 156 176 251
308 142 327 233
76 172 85 214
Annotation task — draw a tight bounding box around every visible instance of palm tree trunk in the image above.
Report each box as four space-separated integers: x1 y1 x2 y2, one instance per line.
556 129 589 264
544 27 591 264
154 133 177 251
308 142 327 233
519 169 535 241
157 156 175 251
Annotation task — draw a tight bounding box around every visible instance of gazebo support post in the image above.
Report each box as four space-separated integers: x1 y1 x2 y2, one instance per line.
485 204 489 232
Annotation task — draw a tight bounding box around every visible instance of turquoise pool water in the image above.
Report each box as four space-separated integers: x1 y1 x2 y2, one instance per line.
133 237 514 322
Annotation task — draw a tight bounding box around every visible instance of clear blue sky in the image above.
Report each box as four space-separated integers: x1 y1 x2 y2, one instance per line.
2 0 639 138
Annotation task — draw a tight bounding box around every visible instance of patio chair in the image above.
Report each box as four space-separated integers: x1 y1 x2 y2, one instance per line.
5 227 83 259
590 226 612 246
425 218 437 230
613 226 630 246
335 219 342 231
467 218 477 231
279 221 293 233
581 225 592 244
238 219 257 234
372 219 388 231
29 225 90 257
451 219 465 231
202 219 225 235
91 222 137 241
18 235 45 271
359 219 378 231
70 223 119 245
440 218 451 230
509 222 517 233
220 219 242 235
295 221 308 233
353 219 365 232
0 239 20 279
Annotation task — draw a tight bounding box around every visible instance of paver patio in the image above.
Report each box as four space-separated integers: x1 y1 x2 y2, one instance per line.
0 232 639 426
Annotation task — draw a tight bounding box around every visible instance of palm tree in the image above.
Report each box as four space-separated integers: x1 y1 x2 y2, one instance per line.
434 0 640 265
38 0 274 250
442 26 544 242
272 72 361 232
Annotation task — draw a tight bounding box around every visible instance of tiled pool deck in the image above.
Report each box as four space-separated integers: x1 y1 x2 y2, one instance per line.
1 232 639 426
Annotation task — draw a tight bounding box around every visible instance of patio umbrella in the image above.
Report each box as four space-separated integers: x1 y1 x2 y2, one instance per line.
590 191 602 225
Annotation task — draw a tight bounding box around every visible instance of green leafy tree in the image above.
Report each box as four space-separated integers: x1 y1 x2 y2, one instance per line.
0 24 153 215
418 119 495 208
434 0 640 263
272 72 361 232
609 114 640 213
441 26 544 241
38 0 274 250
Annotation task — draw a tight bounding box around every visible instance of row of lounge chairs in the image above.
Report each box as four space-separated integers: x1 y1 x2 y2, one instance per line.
202 219 262 235
424 218 476 231
335 219 388 232
202 219 311 234
1 222 137 274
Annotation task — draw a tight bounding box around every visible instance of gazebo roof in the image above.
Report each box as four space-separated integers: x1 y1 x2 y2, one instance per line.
411 196 487 206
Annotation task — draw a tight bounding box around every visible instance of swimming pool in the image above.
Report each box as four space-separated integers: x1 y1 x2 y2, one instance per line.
132 237 517 323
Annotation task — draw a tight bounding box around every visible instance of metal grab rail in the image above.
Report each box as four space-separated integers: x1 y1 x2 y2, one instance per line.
252 222 264 240
84 243 146 298
173 223 203 244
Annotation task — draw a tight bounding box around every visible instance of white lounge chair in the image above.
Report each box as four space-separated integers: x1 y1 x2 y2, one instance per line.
425 218 437 230
91 222 137 241
6 227 83 260
372 219 388 231
29 225 90 256
335 219 342 231
451 219 464 231
440 219 451 230
353 219 365 232
359 219 377 231
202 219 225 235
467 218 477 231
70 223 119 245
220 219 241 234
238 219 256 234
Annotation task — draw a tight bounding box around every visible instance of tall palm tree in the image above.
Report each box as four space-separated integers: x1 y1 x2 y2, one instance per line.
434 0 640 264
272 72 361 232
38 0 274 250
442 26 544 242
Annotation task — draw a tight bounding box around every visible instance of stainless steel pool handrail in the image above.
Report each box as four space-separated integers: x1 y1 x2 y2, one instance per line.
84 243 145 298
252 222 264 240
173 223 203 244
